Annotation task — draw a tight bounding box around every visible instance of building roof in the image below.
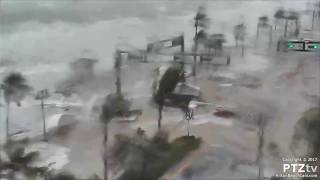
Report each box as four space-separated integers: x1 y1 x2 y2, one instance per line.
71 58 98 67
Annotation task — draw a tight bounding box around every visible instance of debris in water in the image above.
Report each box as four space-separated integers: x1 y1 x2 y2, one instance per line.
213 109 236 118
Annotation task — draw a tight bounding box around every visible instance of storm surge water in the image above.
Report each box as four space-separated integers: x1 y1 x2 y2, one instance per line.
0 0 316 178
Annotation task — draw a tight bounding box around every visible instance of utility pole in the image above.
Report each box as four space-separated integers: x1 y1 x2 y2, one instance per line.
35 89 50 141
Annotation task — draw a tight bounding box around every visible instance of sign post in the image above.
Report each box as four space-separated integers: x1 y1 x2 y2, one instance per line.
185 108 194 136
35 89 50 141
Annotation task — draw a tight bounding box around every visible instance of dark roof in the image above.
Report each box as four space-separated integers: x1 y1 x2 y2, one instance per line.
209 34 225 40
71 58 98 66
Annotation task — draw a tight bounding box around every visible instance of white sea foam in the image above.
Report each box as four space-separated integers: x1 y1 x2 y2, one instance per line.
191 114 234 126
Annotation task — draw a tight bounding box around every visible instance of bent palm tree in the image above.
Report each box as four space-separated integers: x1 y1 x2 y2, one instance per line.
153 66 184 129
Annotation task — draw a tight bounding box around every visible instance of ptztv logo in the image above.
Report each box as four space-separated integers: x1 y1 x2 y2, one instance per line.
283 164 318 173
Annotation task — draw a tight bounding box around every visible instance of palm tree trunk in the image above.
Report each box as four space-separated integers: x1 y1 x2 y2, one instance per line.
192 22 198 76
158 104 163 130
41 99 47 141
269 26 273 48
241 43 245 57
6 101 10 141
312 10 315 30
255 25 259 47
116 68 122 98
104 124 108 180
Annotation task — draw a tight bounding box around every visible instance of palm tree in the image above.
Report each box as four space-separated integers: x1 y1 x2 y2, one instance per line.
256 16 273 48
233 23 246 56
99 50 132 180
100 94 118 180
193 6 209 76
287 11 300 37
153 66 184 129
274 8 285 30
275 9 299 37
315 1 320 29
2 72 31 141
256 16 269 38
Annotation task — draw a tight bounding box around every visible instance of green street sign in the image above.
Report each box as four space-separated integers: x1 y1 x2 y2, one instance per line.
288 43 295 49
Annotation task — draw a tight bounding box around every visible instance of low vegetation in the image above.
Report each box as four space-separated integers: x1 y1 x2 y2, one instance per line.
111 129 202 180
0 139 101 180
